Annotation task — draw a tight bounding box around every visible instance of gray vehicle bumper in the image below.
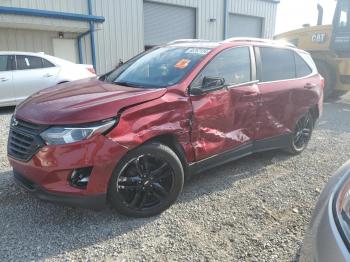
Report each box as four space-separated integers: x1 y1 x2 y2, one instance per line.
299 161 350 262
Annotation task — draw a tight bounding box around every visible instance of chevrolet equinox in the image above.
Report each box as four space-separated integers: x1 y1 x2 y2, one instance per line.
8 38 324 217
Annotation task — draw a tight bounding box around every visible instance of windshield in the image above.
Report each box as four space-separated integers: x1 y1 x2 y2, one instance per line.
104 46 212 88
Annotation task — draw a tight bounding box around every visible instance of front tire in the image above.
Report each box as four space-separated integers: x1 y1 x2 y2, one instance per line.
108 143 184 217
285 112 314 155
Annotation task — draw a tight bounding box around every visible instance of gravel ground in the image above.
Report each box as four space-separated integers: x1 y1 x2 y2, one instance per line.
1 94 350 262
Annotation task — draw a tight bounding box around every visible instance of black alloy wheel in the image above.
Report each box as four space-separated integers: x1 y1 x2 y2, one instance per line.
293 113 313 150
286 112 314 155
118 154 174 210
108 143 184 217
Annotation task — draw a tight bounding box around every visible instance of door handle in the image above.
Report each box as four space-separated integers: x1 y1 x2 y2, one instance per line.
242 92 258 97
304 83 317 89
43 73 53 78
0 77 9 82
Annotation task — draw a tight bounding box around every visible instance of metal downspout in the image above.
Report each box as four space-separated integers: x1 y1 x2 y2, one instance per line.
88 0 97 70
223 0 229 39
78 30 90 64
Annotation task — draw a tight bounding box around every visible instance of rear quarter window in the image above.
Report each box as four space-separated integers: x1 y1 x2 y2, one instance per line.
298 52 317 73
42 58 55 68
295 52 312 78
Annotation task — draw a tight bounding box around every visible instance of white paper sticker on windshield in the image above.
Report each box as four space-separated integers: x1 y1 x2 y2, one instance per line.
185 48 211 55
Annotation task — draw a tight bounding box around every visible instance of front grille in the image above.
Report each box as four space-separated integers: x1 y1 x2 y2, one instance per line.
7 117 48 162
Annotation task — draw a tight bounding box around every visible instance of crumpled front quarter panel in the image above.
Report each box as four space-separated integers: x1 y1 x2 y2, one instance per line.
107 88 195 162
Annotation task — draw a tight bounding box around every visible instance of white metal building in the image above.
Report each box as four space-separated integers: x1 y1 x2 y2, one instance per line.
0 0 279 74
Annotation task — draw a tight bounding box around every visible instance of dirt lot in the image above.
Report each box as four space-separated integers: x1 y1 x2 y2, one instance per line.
1 94 350 262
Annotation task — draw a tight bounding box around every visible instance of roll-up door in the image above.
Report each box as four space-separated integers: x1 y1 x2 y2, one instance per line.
144 1 196 47
228 14 263 38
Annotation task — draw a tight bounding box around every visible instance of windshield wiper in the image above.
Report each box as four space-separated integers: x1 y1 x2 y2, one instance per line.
113 81 142 88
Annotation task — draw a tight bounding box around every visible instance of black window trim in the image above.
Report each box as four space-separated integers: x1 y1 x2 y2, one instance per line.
255 46 317 84
189 45 258 96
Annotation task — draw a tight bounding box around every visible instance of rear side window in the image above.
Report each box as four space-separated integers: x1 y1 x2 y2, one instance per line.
192 47 251 87
16 55 43 70
260 47 295 82
295 53 312 78
0 55 10 72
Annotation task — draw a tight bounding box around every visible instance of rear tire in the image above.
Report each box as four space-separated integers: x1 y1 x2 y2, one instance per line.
108 143 184 217
316 61 335 99
285 112 314 155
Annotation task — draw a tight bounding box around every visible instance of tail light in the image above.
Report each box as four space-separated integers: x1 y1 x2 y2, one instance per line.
334 171 350 250
86 66 96 75
320 76 325 89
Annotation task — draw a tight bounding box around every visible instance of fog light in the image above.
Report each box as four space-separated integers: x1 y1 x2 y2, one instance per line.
70 167 93 188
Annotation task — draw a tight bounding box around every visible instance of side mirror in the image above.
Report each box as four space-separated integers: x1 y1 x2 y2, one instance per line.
190 77 226 96
202 76 225 91
190 86 204 96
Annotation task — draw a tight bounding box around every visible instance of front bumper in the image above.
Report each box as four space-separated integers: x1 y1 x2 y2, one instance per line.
8 135 129 209
14 171 106 209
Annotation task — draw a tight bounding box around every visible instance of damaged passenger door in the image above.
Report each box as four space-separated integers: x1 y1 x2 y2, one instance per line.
189 46 259 161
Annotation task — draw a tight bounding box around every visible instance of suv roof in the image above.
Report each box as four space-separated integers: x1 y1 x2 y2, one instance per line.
167 37 297 49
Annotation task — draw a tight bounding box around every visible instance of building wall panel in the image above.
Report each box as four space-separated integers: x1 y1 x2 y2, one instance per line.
92 0 144 74
0 28 54 53
0 0 88 14
0 14 89 33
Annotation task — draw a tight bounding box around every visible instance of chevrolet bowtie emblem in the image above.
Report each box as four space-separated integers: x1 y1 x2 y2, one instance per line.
12 119 18 127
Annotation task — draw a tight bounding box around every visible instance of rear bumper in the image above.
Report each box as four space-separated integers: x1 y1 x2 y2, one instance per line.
14 171 106 209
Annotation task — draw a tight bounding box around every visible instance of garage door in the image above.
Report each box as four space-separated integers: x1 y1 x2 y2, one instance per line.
228 14 263 38
144 1 196 47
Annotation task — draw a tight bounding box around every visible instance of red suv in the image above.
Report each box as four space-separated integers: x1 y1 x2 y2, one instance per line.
8 38 324 217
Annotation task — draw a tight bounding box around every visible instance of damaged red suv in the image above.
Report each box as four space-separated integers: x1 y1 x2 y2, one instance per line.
8 38 324 217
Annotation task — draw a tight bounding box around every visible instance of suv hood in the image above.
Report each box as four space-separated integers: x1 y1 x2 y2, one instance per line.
15 78 167 125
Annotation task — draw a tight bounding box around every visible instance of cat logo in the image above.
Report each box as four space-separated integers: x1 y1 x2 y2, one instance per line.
312 33 327 43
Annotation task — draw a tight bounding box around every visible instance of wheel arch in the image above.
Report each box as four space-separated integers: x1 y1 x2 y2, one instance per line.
57 80 69 85
146 134 190 177
309 104 320 124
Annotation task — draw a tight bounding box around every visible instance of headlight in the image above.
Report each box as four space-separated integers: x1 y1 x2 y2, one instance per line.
334 172 350 247
40 119 116 145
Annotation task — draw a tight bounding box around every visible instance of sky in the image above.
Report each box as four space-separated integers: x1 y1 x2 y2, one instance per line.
275 0 337 34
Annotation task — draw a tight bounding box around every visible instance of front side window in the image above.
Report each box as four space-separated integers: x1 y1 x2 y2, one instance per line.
104 46 212 88
0 55 9 72
191 47 252 88
16 55 43 70
260 47 295 82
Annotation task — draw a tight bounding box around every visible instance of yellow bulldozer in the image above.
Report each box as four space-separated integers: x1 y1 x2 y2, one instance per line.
275 0 350 98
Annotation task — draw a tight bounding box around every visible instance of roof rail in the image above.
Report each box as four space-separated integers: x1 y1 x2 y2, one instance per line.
167 39 210 45
222 37 296 48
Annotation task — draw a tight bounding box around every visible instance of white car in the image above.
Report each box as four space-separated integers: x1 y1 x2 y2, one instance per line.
0 51 96 107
